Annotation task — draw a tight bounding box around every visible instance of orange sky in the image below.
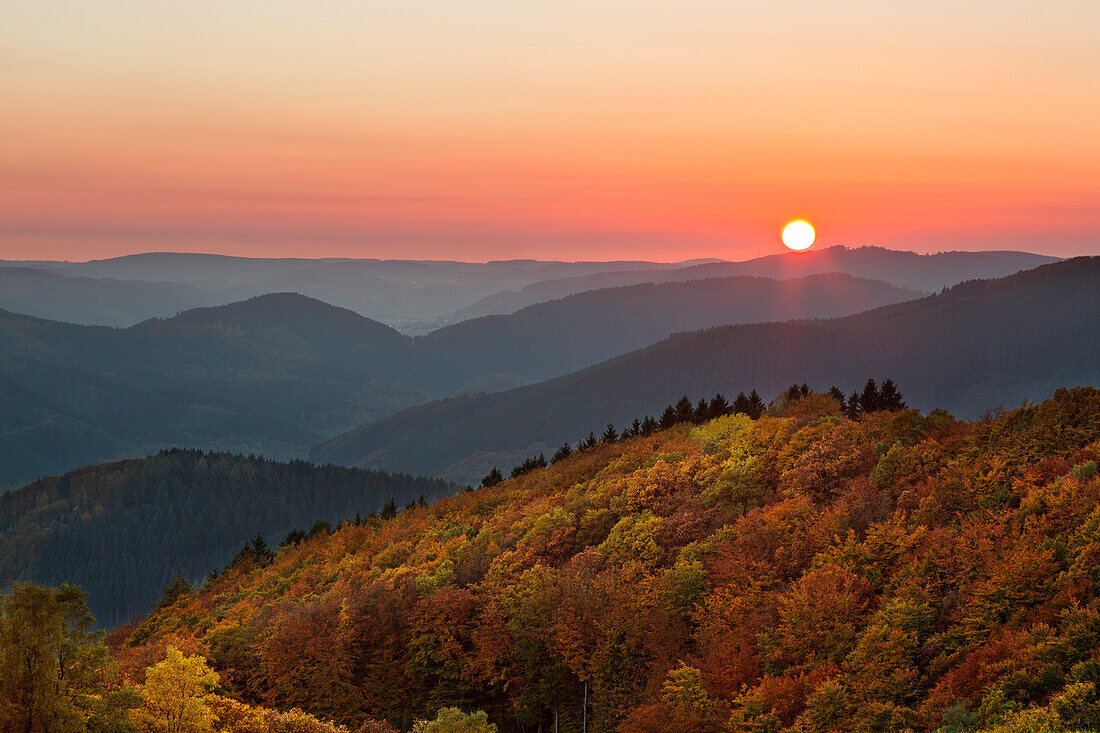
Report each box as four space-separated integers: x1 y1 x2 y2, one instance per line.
2 1 1098 261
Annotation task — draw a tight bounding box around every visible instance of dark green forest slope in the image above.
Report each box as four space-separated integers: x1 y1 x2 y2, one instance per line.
0 273 915 488
0 449 455 623
313 257 1100 484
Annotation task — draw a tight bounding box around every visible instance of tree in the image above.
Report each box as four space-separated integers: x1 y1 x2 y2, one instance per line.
601 424 619 444
732 392 751 415
879 379 905 411
411 707 496 733
551 443 573 464
623 418 642 439
828 386 846 411
859 379 880 414
708 394 730 420
674 396 695 424
846 390 861 420
658 406 678 430
0 583 121 733
640 416 658 436
480 469 503 488
694 399 710 424
747 390 765 420
132 647 220 733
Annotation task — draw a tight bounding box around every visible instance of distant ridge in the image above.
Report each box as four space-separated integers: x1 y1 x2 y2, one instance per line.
312 257 1100 484
447 245 1057 321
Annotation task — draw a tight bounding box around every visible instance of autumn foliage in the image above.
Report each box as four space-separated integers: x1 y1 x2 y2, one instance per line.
111 387 1100 732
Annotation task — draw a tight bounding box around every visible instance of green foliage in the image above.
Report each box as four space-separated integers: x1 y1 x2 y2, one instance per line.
411 708 496 733
0 450 454 623
0 583 134 733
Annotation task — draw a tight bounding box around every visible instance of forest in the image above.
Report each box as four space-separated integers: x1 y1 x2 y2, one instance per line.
6 386 1097 731
0 450 454 624
313 256 1100 484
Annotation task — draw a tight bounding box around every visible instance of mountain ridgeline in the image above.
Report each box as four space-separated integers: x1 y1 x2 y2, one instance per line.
448 245 1057 320
0 270 920 488
312 257 1100 485
0 449 456 624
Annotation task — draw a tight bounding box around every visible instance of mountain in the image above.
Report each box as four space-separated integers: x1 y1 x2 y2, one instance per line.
446 246 1057 321
0 267 217 327
113 388 1100 730
0 294 426 489
0 449 456 624
0 274 919 487
313 257 1100 484
1 255 712 332
415 273 920 391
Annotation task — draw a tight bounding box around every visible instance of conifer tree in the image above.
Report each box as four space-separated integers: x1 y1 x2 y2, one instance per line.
747 390 765 419
694 398 710 424
879 378 906 411
846 390 861 419
828 385 846 410
860 378 881 413
480 469 504 488
674 395 695 423
732 392 751 415
640 416 658 436
601 424 619 444
659 406 678 430
551 443 573 464
709 393 730 419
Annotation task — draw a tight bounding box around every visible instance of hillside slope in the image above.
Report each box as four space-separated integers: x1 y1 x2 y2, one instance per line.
118 388 1100 732
0 294 425 488
0 449 455 624
417 273 919 391
448 246 1056 320
313 257 1100 483
0 273 917 488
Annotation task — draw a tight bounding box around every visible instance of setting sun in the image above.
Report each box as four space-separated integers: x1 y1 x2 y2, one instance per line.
782 220 816 251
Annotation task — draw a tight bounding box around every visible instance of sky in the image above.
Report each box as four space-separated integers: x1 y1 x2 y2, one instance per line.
2 1 1098 262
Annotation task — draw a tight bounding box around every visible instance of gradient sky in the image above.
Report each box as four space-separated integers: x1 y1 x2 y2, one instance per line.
2 1 1098 262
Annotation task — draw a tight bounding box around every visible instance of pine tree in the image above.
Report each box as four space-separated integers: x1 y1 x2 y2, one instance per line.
640 416 658 436
879 379 906 411
846 391 861 419
709 393 730 419
732 392 751 415
601 424 619 444
860 379 881 413
674 395 695 423
694 398 710 424
747 390 765 419
480 468 504 488
551 443 573 464
659 405 678 430
828 385 846 410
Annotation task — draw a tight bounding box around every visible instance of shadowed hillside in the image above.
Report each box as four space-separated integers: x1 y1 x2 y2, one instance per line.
0 449 456 624
447 246 1056 320
313 257 1100 483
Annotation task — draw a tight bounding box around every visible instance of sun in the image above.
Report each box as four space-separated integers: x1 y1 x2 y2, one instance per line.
782 220 815 251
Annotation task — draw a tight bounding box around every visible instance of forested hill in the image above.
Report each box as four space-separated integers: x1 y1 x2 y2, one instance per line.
0 449 456 624
448 245 1056 320
312 257 1100 484
0 273 918 488
415 273 919 390
115 388 1100 732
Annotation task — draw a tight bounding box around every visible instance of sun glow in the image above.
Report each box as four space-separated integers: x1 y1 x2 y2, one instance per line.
782 220 815 251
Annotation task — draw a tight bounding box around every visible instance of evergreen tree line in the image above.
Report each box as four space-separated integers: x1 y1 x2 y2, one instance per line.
481 380 905 488
0 449 455 624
